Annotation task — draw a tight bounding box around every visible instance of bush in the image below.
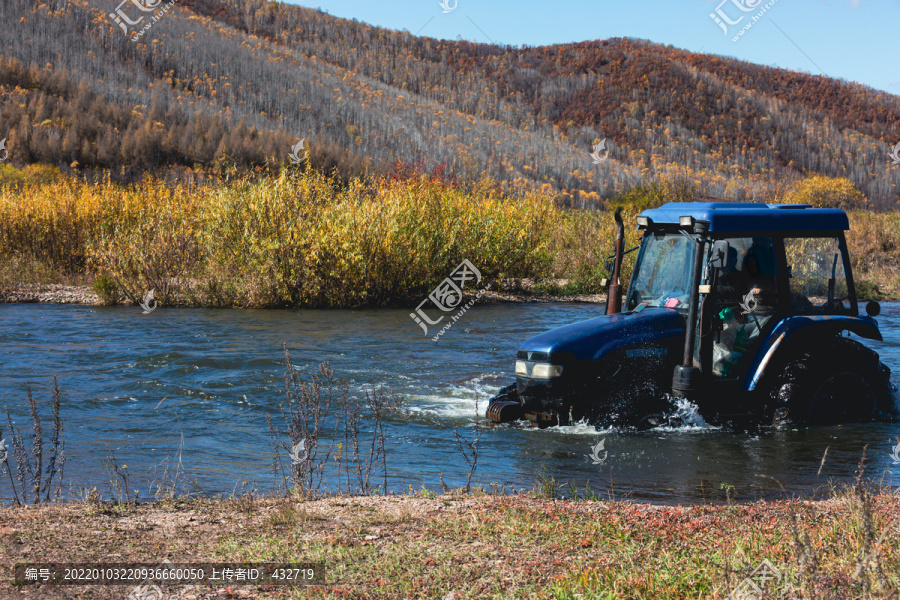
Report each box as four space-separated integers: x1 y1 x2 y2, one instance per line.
785 175 867 210
0 169 561 308
92 275 120 305
854 278 883 301
0 164 66 188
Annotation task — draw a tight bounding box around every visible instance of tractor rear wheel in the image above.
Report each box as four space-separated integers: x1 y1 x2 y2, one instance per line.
768 337 896 425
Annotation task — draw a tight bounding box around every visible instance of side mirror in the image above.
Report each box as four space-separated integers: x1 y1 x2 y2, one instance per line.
866 301 881 317
708 240 731 270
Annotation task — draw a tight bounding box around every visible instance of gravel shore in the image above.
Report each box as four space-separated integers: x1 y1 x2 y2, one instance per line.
0 284 606 307
0 284 101 305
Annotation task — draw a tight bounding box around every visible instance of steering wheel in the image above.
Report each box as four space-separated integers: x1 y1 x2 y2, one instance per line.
825 298 848 314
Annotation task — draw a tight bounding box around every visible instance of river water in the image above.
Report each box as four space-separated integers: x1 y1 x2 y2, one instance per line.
1 301 898 504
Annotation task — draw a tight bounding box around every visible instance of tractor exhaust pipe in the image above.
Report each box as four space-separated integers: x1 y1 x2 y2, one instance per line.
606 207 625 315
672 221 708 399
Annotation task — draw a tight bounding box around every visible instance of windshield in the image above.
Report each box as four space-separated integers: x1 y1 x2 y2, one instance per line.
626 232 695 310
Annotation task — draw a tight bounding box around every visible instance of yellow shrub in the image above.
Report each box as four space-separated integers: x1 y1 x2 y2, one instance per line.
784 175 867 210
0 169 564 308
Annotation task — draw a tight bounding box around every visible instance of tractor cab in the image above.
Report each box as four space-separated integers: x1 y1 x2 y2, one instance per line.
487 202 898 428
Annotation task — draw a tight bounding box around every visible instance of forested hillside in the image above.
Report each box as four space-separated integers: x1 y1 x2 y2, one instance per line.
1 0 898 205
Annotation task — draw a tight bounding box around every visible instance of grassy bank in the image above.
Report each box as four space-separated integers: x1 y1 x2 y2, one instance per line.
0 170 899 307
1 490 898 599
0 170 562 308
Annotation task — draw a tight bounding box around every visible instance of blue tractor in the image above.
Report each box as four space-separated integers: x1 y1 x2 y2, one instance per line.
486 202 899 428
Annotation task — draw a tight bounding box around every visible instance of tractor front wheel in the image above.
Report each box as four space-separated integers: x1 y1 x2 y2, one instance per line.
485 383 524 424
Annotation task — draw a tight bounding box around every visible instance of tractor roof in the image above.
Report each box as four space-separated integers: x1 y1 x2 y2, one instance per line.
638 202 849 233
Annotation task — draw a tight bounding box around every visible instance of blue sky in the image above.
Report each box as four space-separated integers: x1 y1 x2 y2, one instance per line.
283 0 900 95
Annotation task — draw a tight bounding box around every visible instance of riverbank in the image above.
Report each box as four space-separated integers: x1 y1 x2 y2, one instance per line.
1 491 898 599
0 281 606 306
6 281 900 307
2 171 900 309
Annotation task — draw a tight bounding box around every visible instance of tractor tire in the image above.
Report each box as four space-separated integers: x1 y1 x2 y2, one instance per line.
485 384 523 424
490 383 518 404
767 337 897 425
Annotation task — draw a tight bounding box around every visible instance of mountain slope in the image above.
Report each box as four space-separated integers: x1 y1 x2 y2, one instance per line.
1 0 898 205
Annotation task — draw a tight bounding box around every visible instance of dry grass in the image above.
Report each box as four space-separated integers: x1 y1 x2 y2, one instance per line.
1 490 897 599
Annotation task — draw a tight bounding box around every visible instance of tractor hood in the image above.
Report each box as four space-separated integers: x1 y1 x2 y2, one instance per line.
519 308 684 362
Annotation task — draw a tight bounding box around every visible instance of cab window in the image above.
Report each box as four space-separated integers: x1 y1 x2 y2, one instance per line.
783 237 850 313
710 237 777 378
713 237 778 313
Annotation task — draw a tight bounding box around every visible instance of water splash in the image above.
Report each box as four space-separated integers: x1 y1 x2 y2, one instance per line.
406 373 507 419
653 396 719 432
521 418 614 435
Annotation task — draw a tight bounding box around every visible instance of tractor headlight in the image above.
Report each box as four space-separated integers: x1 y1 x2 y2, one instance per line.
531 363 564 379
515 360 528 376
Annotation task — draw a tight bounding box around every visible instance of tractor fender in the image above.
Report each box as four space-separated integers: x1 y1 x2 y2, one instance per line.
744 315 882 391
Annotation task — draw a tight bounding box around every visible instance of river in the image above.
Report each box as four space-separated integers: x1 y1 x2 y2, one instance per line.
1 301 898 504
